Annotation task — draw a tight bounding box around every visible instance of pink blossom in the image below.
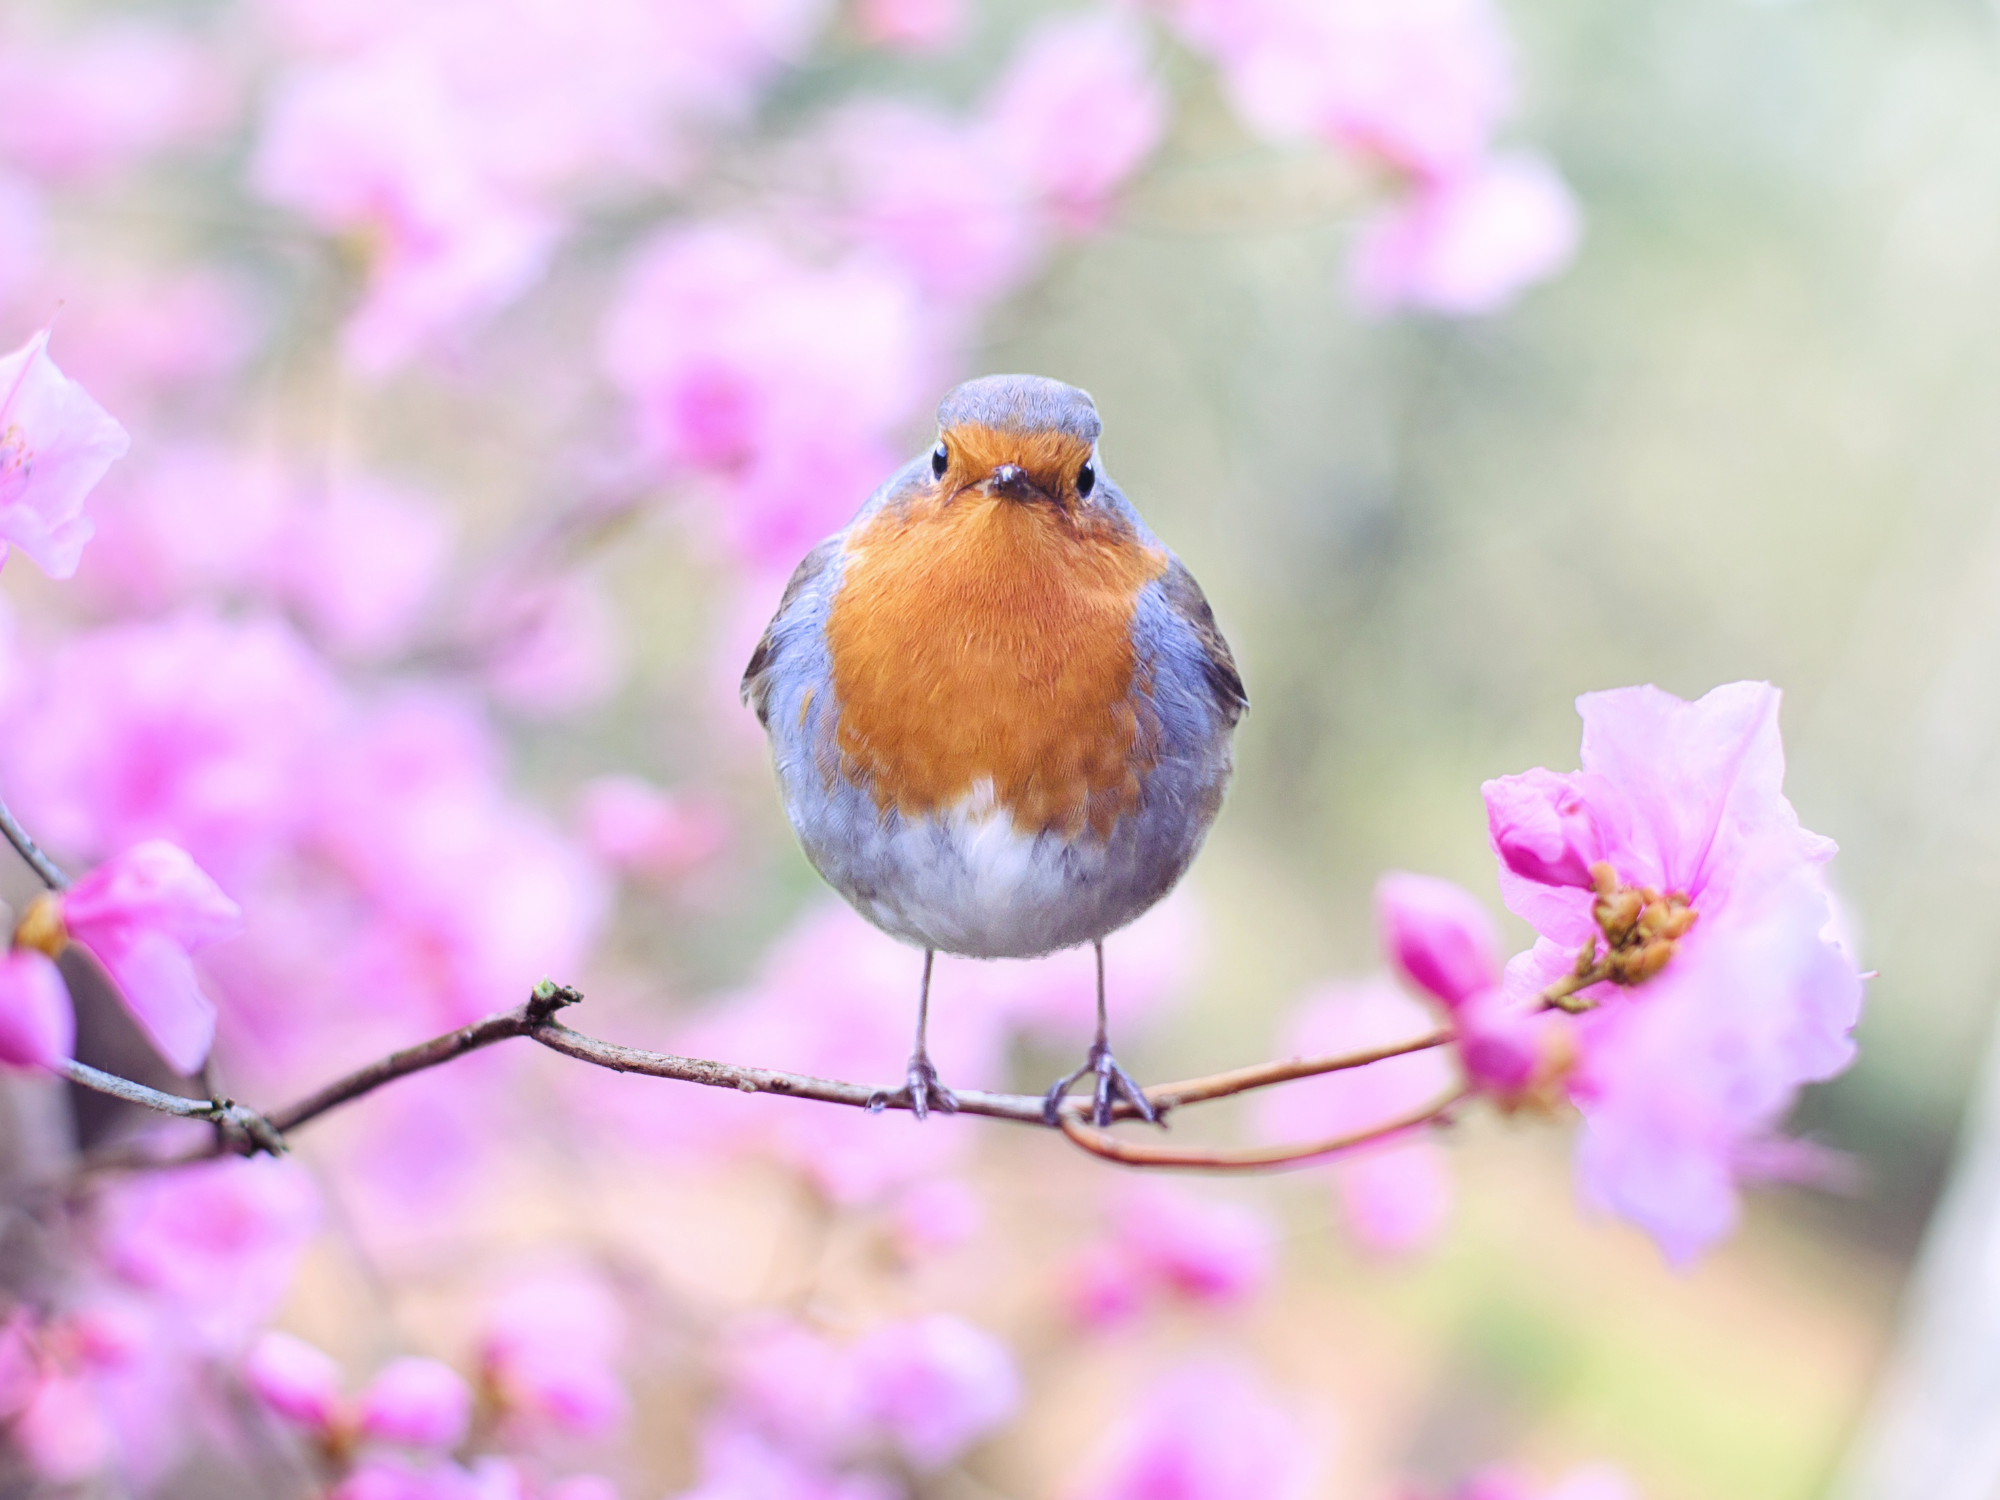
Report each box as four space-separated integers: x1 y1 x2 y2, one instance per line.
0 174 45 304
25 265 263 414
0 327 130 579
850 1315 1019 1470
1377 870 1504 1008
983 12 1166 231
600 224 928 569
477 573 629 718
676 1420 897 1500
855 0 965 53
890 1177 984 1257
12 1373 113 1482
74 444 289 610
3 611 343 883
271 476 455 658
336 1455 520 1500
1349 153 1582 317
250 51 560 372
261 0 829 195
546 1480 620 1500
1064 1242 1148 1330
576 775 728 881
0 949 71 1069
479 1267 627 1438
98 1156 320 1347
1175 0 1513 178
244 1330 345 1430
821 103 1044 306
720 1318 867 1462
1484 682 1865 1262
359 1357 474 1451
307 692 608 1030
59 841 242 1074
1114 1181 1274 1305
1060 1360 1317 1500
1258 979 1458 1255
0 21 230 182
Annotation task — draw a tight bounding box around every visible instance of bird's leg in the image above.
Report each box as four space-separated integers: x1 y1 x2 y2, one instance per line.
1043 941 1159 1129
896 949 957 1121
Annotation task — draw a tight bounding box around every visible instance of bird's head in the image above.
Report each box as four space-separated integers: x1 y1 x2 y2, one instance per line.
928 374 1104 515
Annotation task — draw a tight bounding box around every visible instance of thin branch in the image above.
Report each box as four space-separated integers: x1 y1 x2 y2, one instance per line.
70 983 1462 1173
61 1060 285 1154
0 800 68 890
1056 1086 1471 1171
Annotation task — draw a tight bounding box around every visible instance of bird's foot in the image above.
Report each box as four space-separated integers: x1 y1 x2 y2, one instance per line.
1043 1043 1158 1129
868 1050 959 1121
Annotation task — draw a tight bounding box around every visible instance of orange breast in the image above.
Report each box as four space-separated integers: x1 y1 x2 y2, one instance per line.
825 490 1168 838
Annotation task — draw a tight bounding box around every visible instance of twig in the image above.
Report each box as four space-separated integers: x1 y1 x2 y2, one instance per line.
1057 1086 1470 1171
73 983 1461 1173
61 1060 285 1154
0 801 68 890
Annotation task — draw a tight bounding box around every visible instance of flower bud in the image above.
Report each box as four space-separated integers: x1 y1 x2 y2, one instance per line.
1483 768 1604 889
1375 872 1501 1008
0 950 72 1070
357 1357 472 1451
245 1331 345 1432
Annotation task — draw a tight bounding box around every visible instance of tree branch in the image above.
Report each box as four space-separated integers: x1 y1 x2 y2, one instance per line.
73 981 1461 1174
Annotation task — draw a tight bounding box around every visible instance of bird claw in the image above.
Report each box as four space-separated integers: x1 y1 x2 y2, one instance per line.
1043 1043 1158 1129
880 1051 958 1122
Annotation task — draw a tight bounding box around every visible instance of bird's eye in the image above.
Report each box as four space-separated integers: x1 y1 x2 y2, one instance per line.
1076 460 1096 498
931 442 949 480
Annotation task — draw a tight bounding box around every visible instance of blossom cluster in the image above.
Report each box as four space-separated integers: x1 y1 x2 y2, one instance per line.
0 0 1833 1495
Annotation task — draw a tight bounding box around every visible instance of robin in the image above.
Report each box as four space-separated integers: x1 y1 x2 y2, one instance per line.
742 374 1246 1126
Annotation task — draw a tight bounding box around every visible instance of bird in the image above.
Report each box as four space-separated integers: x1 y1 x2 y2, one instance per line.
742 374 1246 1127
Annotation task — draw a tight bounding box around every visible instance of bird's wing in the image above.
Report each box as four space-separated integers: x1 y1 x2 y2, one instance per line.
1157 558 1248 727
741 536 841 728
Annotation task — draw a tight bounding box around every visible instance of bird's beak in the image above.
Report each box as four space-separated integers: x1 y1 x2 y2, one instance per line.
984 463 1047 503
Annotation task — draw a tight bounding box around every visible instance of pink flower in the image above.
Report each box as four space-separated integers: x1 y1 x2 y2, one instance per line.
855 0 965 53
600 224 928 569
269 476 455 659
99 1156 320 1347
0 949 71 1069
1377 870 1503 1008
850 1315 1019 1470
1114 1181 1274 1305
1484 681 1865 1262
3 611 343 884
676 1420 896 1500
12 1373 113 1482
982 12 1166 231
250 51 559 372
0 21 230 182
0 174 46 304
576 775 728 881
1175 0 1513 178
245 1331 345 1431
359 1357 473 1451
476 573 628 719
58 841 242 1074
308 692 608 1031
479 1267 627 1438
890 1177 984 1257
1349 153 1581 317
720 1318 867 1462
821 103 1044 307
1260 980 1457 1254
0 328 130 579
1060 1360 1317 1500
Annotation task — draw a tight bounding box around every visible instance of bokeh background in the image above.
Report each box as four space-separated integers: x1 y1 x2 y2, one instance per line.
3 0 1996 1496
